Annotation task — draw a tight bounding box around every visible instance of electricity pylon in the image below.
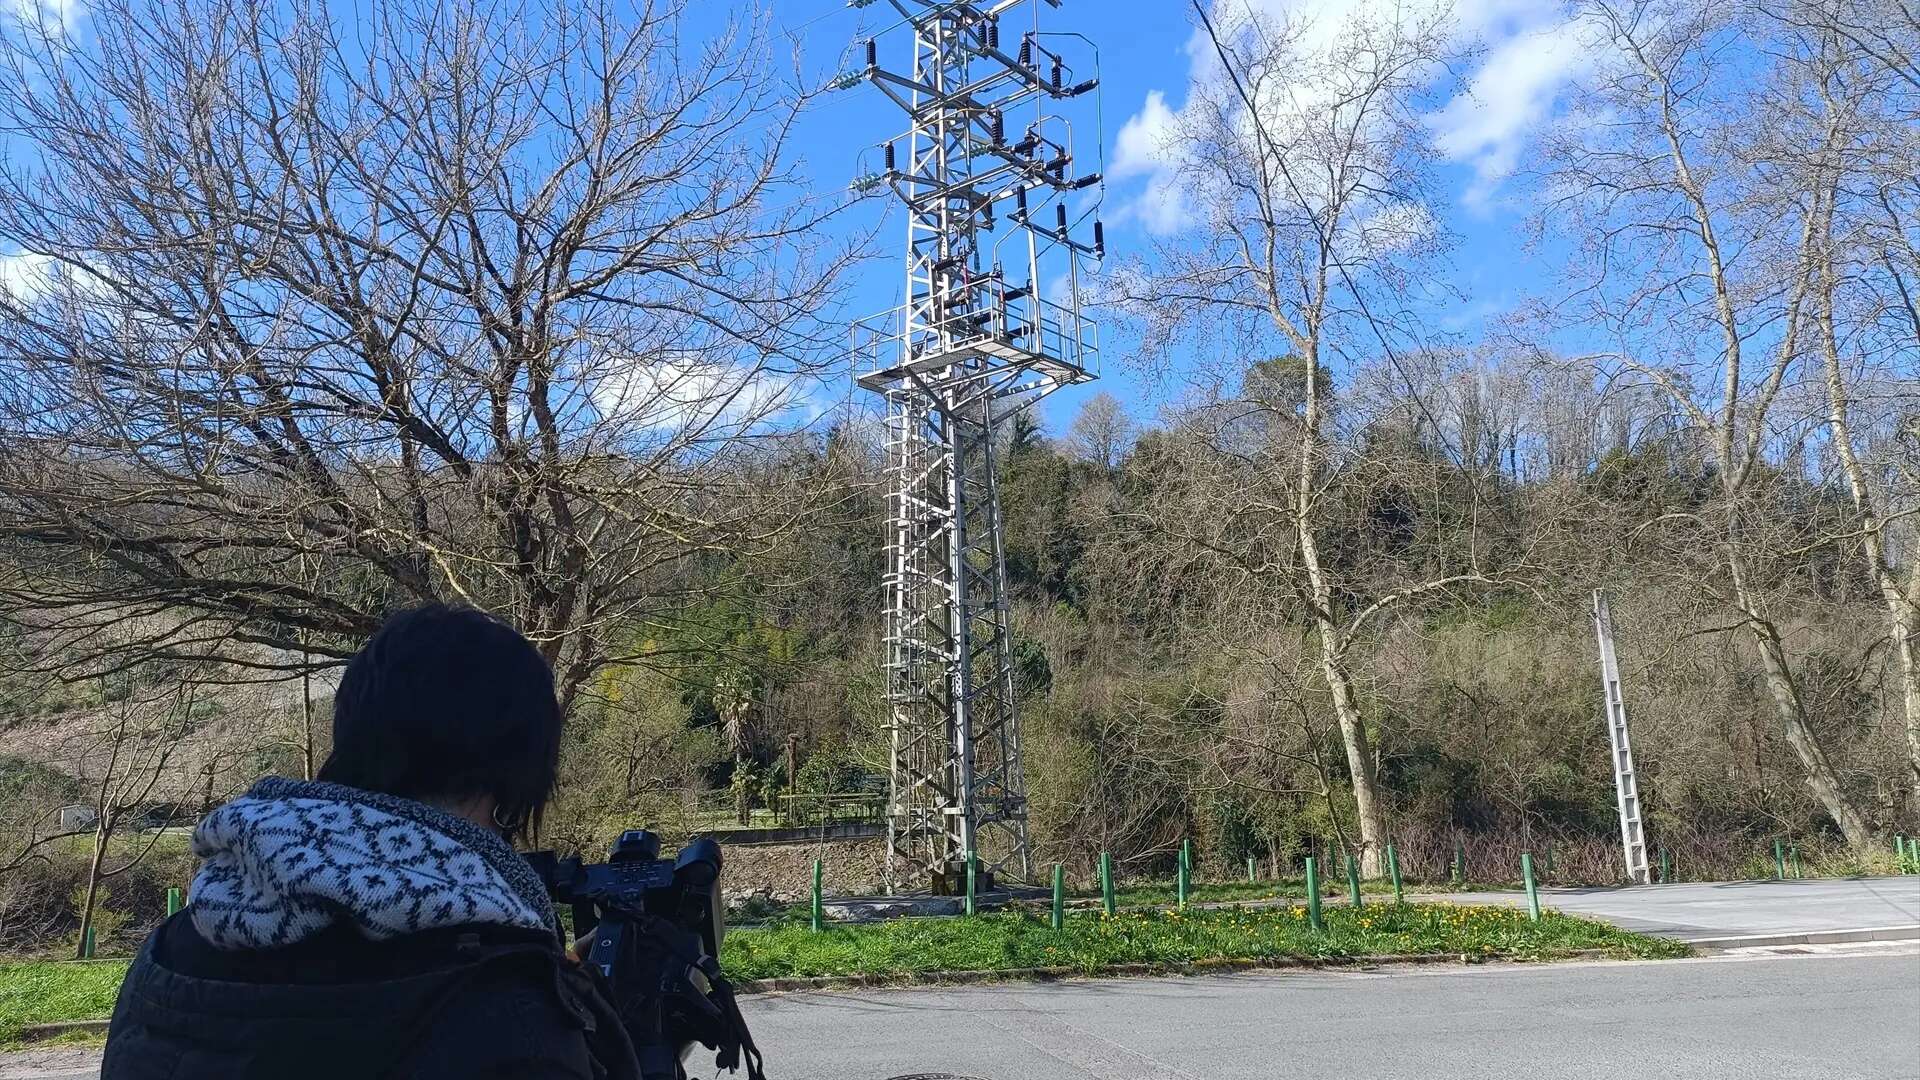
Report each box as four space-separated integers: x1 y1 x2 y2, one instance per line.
842 0 1103 892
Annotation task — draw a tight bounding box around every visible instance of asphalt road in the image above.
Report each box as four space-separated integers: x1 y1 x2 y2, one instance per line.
694 947 1920 1080
8 879 1918 1080
5 948 1915 1079
1453 876 1920 941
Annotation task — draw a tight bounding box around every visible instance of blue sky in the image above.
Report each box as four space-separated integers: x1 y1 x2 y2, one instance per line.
0 0 1601 441
761 0 1598 437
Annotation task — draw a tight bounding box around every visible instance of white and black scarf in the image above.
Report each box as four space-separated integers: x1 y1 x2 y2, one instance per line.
189 777 555 950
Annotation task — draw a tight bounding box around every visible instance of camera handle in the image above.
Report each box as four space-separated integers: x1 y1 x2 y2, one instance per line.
579 906 765 1080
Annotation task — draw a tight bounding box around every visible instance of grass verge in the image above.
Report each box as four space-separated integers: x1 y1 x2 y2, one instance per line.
721 900 1687 982
1 902 1686 1042
1064 877 1500 909
1 961 127 1046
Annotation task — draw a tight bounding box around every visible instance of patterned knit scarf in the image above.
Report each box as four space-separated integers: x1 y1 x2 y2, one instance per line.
189 777 555 950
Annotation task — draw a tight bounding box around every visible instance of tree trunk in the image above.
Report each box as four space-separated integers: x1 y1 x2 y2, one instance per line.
300 639 316 781
1295 336 1388 878
1818 277 1920 808
1297 477 1387 877
76 819 109 960
1895 610 1920 811
1320 641 1388 877
1728 551 1874 849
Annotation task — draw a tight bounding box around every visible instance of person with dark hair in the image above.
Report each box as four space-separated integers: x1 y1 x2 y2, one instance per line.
101 604 640 1080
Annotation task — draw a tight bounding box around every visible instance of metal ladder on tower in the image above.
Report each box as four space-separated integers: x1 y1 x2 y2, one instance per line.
1593 591 1651 885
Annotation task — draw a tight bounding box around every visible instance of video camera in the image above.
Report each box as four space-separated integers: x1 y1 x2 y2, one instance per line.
525 830 765 1080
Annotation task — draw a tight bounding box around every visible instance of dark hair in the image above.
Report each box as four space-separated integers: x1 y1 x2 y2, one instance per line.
318 604 562 839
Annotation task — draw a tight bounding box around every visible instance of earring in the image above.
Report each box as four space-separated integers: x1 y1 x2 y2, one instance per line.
492 804 521 834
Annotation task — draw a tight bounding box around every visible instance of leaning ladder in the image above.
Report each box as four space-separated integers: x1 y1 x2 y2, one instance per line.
1592 591 1651 885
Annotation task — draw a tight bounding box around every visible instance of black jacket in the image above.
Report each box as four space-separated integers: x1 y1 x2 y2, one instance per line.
101 910 640 1080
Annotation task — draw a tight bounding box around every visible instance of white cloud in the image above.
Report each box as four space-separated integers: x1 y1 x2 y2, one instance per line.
0 249 116 304
0 252 57 301
1113 91 1176 179
1429 16 1599 209
587 356 808 434
0 249 119 306
8 0 82 37
1123 169 1192 235
1110 90 1195 233
1110 0 1598 223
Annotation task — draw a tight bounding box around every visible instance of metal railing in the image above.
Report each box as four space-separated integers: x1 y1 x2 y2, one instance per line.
850 279 1099 389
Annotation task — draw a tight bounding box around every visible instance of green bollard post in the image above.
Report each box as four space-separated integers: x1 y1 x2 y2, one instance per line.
1248 856 1257 883
1659 848 1671 885
1791 844 1803 880
1305 856 1323 931
80 925 95 960
1522 853 1541 922
1100 852 1116 915
1543 844 1555 876
810 858 824 932
1774 839 1787 881
965 851 978 916
1386 844 1404 903
1345 854 1363 909
1177 854 1190 910
1052 864 1065 931
1452 840 1465 886
166 887 183 917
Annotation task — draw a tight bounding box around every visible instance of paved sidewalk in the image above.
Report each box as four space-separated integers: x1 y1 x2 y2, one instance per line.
1450 876 1920 942
0 1050 97 1080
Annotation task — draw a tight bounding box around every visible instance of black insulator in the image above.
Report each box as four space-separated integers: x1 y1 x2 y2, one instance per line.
987 20 999 49
1052 61 1063 90
1093 220 1106 257
1055 203 1068 233
1015 187 1028 214
866 39 877 68
1019 36 1031 66
1069 78 1099 96
884 143 896 171
991 112 1005 143
1071 172 1102 190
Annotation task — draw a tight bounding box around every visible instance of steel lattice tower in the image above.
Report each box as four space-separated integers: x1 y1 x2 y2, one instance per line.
844 0 1103 893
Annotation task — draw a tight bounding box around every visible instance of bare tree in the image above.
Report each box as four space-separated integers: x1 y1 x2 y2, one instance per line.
1541 0 1881 846
1066 391 1137 471
1108 2 1476 875
65 679 195 958
1768 4 1920 805
0 0 860 707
